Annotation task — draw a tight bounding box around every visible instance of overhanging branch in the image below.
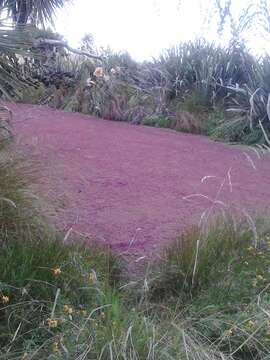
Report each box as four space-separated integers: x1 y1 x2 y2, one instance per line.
33 38 102 60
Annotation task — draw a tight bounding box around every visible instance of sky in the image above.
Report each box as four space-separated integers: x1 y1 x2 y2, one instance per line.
55 0 268 61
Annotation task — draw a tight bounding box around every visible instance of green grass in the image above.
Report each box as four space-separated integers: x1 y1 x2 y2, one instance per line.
142 115 171 128
0 239 119 356
146 216 270 359
148 217 262 300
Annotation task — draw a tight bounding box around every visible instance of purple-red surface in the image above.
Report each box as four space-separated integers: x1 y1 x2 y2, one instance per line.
10 102 270 260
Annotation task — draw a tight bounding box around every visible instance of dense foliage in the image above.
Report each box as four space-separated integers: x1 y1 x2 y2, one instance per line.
0 0 66 25
0 0 269 144
14 36 270 144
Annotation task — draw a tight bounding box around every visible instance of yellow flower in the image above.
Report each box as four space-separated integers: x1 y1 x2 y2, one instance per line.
100 312 106 320
257 274 265 281
20 353 30 360
52 341 61 355
63 305 73 315
93 67 104 78
47 318 58 328
247 320 256 328
89 270 97 284
52 267 61 277
225 328 233 337
1 295 9 304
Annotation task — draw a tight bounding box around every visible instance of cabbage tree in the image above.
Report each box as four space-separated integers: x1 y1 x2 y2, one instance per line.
0 0 66 26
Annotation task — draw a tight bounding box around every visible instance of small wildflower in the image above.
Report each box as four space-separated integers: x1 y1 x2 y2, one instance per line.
244 261 249 266
257 251 264 256
52 267 61 277
21 287 28 296
52 341 61 355
20 353 30 360
81 309 87 316
86 78 96 86
89 270 97 284
47 318 58 328
247 246 254 252
257 274 264 281
93 67 104 78
63 305 73 315
1 295 9 304
100 312 106 320
225 329 233 337
246 320 256 328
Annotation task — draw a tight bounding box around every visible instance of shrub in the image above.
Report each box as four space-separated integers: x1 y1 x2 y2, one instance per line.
19 81 47 104
202 109 226 136
142 115 171 128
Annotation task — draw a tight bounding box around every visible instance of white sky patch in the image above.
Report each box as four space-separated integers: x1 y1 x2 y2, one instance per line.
55 0 269 60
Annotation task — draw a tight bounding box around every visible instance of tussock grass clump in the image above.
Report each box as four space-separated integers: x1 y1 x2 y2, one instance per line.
147 216 270 359
142 115 171 128
149 218 260 300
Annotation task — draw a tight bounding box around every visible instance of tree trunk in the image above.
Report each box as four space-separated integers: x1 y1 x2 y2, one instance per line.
16 0 30 25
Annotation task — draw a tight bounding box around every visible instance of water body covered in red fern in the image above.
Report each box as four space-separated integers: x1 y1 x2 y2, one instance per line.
11 102 270 260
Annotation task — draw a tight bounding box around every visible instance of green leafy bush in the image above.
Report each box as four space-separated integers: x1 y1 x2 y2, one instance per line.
22 36 270 144
142 115 171 128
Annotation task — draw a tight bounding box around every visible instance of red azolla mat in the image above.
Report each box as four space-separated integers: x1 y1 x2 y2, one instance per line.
9 102 270 261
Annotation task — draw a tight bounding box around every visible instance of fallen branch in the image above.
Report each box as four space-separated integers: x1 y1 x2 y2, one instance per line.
33 38 102 60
